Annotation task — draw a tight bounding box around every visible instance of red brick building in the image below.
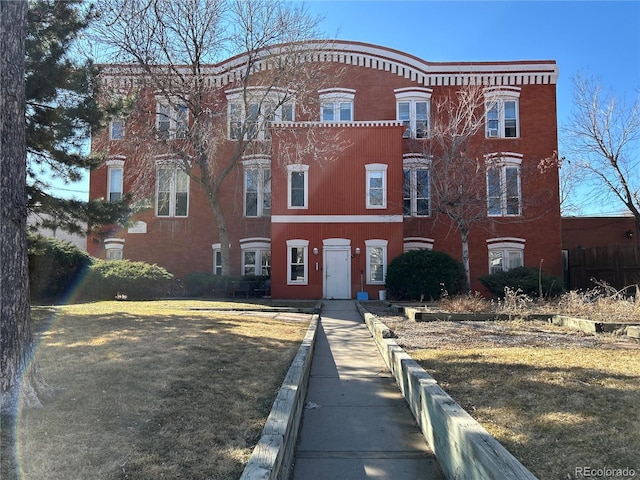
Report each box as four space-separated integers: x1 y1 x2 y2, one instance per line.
88 41 562 299
562 216 638 250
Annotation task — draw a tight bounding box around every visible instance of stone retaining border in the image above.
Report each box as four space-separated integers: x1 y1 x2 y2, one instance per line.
356 302 538 480
403 307 640 339
240 310 320 480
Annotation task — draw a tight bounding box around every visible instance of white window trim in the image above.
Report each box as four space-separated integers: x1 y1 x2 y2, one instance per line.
106 160 124 203
105 238 124 261
110 119 125 140
365 239 387 285
240 238 271 276
487 237 525 274
226 88 295 140
286 239 309 285
484 87 521 139
366 163 387 209
404 237 434 252
242 155 271 217
156 98 188 140
395 88 432 139
403 155 431 217
319 88 355 122
486 154 522 217
212 243 222 275
287 164 309 209
155 161 190 218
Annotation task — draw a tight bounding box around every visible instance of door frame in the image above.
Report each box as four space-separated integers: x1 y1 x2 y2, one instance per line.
322 238 351 299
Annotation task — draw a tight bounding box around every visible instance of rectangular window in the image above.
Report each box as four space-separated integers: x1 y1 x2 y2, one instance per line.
260 250 271 276
245 169 259 217
403 169 411 215
242 249 271 276
398 102 411 138
489 249 523 274
415 101 428 138
290 247 304 282
287 165 308 209
290 172 305 207
486 97 519 138
369 246 384 282
244 167 271 217
365 239 387 285
156 166 189 217
247 103 259 139
416 169 430 215
321 100 353 122
110 119 125 140
487 168 501 216
504 100 517 137
487 164 521 217
366 164 387 209
404 166 430 216
229 98 294 140
230 103 242 140
396 99 429 138
243 251 256 276
108 167 123 202
156 102 188 139
213 250 222 275
106 249 123 261
368 172 384 206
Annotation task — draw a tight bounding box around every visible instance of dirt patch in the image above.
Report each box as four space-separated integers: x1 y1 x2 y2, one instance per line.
363 302 640 351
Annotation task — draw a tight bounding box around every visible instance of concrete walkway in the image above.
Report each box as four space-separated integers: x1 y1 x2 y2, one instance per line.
291 300 444 480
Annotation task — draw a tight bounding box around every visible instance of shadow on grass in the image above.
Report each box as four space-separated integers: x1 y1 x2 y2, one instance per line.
415 351 640 479
5 305 310 480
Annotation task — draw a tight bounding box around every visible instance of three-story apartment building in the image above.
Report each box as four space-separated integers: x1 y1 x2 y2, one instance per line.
88 40 562 299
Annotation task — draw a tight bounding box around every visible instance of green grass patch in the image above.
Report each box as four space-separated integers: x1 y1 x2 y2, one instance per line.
3 301 310 479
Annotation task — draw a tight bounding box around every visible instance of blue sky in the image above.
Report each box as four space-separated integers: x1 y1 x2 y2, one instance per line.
305 0 640 214
308 0 639 122
60 1 640 214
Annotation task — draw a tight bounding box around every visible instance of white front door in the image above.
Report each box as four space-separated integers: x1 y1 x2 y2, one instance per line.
324 249 351 299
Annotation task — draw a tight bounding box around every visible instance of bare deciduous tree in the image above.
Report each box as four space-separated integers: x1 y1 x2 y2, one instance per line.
92 0 337 274
424 84 488 292
423 84 557 293
564 74 640 223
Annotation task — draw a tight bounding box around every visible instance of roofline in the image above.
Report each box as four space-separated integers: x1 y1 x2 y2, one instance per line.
100 39 558 88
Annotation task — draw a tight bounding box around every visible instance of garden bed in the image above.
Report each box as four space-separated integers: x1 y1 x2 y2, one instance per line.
365 301 640 480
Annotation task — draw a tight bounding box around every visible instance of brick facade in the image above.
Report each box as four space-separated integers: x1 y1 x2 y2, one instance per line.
88 41 562 298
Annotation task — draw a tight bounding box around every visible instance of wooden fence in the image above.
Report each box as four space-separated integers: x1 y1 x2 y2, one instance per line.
567 245 640 292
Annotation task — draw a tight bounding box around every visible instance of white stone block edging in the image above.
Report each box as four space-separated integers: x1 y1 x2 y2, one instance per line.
356 303 538 480
240 313 319 480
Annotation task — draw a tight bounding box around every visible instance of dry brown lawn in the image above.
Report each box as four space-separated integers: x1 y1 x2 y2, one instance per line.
368 302 640 480
2 300 312 480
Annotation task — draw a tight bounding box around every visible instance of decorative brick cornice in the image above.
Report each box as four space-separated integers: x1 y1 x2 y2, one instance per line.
100 40 558 89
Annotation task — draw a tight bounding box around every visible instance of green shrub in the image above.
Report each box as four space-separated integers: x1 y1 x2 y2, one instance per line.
28 234 92 302
78 259 173 301
182 273 271 298
386 249 465 301
183 272 217 297
479 266 565 298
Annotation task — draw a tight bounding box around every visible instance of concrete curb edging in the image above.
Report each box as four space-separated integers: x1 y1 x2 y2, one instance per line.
403 307 640 339
356 302 538 480
240 312 320 480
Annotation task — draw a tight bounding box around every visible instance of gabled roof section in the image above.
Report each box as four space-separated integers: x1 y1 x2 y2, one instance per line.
100 40 558 89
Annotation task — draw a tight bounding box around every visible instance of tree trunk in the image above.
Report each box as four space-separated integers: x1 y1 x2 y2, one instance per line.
209 195 232 276
1 0 42 414
459 228 471 294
